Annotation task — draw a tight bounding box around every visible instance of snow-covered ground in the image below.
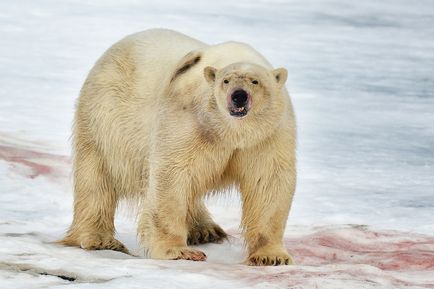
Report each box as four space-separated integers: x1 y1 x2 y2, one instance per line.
1 0 433 288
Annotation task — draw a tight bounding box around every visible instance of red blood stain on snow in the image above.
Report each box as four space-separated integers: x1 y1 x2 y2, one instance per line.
285 227 434 271
238 227 434 288
0 144 70 179
258 267 433 288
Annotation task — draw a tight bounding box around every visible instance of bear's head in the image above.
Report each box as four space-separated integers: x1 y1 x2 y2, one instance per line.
204 63 288 121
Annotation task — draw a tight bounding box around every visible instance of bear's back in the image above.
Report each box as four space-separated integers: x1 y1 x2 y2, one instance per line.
200 41 272 70
124 29 208 96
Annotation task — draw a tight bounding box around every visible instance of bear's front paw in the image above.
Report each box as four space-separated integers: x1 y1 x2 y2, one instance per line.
188 223 227 245
246 247 293 266
165 247 207 261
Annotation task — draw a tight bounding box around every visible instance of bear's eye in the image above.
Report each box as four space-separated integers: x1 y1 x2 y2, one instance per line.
223 79 229 84
252 80 259 85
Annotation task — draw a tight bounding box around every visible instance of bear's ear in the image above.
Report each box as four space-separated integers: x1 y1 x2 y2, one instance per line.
204 66 217 84
272 68 288 88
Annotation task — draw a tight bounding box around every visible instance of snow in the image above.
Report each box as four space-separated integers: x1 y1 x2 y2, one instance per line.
1 0 433 288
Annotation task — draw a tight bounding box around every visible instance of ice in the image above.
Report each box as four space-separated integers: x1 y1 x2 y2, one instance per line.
1 0 433 288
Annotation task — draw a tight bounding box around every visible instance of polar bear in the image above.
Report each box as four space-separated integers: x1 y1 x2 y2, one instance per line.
60 29 296 266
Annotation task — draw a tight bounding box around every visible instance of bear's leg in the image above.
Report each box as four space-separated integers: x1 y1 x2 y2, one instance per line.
137 176 207 261
187 200 227 245
238 150 296 266
240 173 295 266
60 146 128 254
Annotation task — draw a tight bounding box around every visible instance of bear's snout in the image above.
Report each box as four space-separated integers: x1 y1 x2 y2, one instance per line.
228 89 250 118
231 89 248 107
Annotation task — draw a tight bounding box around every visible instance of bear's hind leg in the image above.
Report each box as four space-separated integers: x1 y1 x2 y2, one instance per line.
187 200 227 245
60 146 129 254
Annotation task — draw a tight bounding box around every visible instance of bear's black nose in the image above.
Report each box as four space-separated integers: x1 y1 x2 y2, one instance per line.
231 89 248 107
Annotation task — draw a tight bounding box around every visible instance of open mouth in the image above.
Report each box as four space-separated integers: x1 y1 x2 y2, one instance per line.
228 89 250 118
229 106 248 117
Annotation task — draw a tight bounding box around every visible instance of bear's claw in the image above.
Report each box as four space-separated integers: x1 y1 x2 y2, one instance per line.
164 247 207 261
247 254 293 266
79 234 129 254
